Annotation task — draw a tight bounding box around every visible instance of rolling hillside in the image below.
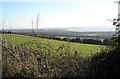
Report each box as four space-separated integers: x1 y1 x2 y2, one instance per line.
2 34 104 57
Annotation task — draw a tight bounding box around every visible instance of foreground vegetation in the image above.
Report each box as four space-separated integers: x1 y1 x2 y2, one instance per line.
2 43 86 78
2 34 120 79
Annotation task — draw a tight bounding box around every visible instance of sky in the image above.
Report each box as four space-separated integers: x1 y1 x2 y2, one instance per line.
1 0 119 30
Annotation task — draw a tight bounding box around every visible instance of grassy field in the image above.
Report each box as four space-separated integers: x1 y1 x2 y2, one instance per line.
2 34 104 57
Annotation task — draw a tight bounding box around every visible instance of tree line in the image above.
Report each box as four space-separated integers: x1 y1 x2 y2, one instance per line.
51 36 112 45
1 30 112 45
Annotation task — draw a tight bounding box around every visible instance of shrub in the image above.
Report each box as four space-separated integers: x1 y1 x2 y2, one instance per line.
2 41 86 78
85 42 120 79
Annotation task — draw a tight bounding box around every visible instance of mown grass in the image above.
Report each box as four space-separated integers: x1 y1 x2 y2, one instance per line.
2 34 105 57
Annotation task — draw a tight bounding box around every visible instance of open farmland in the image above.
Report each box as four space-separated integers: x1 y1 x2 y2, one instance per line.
2 34 105 57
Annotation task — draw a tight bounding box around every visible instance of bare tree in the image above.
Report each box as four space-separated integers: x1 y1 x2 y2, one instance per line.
9 19 14 41
2 17 6 34
36 13 39 37
31 17 34 36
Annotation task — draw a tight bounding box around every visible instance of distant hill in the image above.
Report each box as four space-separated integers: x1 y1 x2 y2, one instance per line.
1 27 115 39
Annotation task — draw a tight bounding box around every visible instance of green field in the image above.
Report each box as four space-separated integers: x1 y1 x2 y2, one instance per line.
2 34 105 57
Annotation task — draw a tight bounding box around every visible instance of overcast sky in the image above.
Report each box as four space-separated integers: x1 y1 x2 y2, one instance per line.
1 0 119 29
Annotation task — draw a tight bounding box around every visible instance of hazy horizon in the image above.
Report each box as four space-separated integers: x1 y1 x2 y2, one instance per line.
1 25 115 32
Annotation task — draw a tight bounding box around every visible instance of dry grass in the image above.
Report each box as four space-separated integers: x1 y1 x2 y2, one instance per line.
2 40 87 78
